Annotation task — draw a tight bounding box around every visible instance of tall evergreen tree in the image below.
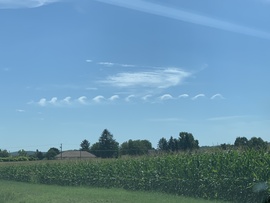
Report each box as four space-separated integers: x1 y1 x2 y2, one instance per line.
91 129 119 158
80 139 90 152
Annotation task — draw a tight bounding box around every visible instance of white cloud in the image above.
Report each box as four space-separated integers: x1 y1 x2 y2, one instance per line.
192 94 205 100
16 109 25 113
211 93 225 100
120 64 136 67
98 62 115 66
96 0 270 40
86 59 93 63
207 115 246 121
125 94 135 102
93 95 105 103
77 96 87 104
38 98 47 107
63 97 71 104
49 97 58 105
109 95 119 101
178 94 189 98
160 94 173 100
142 94 152 101
0 0 61 9
101 68 191 88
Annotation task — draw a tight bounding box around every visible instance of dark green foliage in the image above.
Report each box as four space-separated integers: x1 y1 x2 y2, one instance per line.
18 149 27 157
157 137 168 151
45 148 60 160
91 129 119 158
248 137 268 150
179 132 199 151
234 137 249 148
0 149 9 157
234 136 268 150
158 132 199 152
0 150 269 203
80 139 90 152
34 150 44 160
120 139 152 156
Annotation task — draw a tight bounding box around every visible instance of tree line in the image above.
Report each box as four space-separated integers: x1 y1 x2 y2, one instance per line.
0 129 269 161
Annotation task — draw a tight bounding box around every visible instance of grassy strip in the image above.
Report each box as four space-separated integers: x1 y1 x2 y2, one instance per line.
0 180 227 203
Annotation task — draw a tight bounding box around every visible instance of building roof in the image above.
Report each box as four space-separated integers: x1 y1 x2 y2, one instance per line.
55 150 96 159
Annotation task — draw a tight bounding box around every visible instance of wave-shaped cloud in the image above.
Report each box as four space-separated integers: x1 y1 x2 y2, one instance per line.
192 94 205 100
77 96 87 104
125 95 135 102
93 95 105 103
179 94 189 98
160 94 173 100
109 95 119 101
32 92 224 107
0 0 61 9
210 93 225 100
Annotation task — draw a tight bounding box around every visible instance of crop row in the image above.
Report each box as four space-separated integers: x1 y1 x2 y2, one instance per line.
0 150 269 203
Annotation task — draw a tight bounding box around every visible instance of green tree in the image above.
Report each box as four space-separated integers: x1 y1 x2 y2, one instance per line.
80 139 90 152
91 129 119 158
0 149 9 157
34 149 44 160
157 137 168 151
120 139 152 156
178 132 199 151
45 147 60 160
248 137 267 150
168 136 178 152
18 149 27 157
234 137 249 148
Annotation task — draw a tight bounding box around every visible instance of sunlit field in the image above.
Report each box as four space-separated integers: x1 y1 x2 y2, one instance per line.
0 180 227 203
0 150 269 203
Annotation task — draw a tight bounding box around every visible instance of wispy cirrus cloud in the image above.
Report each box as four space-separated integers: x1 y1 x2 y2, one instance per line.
98 62 115 66
100 68 191 89
97 61 136 68
0 0 61 9
16 109 26 113
96 0 270 40
207 115 247 121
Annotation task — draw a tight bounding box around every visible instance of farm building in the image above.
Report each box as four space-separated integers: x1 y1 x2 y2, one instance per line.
55 150 96 160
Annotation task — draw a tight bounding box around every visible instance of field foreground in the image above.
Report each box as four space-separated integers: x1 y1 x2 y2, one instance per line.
0 151 269 203
0 180 227 203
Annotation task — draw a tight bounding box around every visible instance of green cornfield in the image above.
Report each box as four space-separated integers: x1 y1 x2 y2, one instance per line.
0 150 269 203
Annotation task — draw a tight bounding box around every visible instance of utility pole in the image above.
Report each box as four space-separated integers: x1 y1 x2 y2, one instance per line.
60 143 62 160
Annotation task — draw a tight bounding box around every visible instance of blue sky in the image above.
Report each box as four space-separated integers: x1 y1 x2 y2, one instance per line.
0 0 270 152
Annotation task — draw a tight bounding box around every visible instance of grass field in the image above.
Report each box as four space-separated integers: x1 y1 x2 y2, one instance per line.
0 180 227 203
